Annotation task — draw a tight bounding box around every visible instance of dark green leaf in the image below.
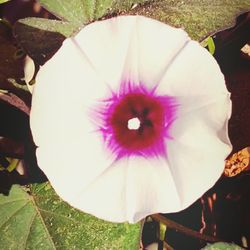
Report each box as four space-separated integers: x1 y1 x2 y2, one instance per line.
15 17 78 38
0 184 141 249
13 18 74 65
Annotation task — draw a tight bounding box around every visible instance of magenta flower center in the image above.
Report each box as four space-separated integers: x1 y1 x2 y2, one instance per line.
110 93 165 150
96 84 177 159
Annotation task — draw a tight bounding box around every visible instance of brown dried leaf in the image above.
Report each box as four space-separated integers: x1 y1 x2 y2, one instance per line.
224 147 250 177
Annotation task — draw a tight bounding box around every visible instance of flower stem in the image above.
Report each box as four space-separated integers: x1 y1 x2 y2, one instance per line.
151 213 222 243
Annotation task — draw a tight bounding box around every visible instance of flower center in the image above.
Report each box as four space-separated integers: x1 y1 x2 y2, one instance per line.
110 93 166 151
97 84 177 158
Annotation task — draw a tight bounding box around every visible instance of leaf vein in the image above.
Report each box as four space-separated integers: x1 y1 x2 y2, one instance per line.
22 209 37 249
0 201 29 230
31 196 57 250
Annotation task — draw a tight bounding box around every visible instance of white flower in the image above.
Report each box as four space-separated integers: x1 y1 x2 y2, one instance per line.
30 15 232 223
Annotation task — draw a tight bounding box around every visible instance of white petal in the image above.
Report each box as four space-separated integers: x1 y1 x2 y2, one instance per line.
31 36 110 146
125 157 180 223
135 16 189 88
36 144 112 200
31 30 116 189
157 41 228 97
167 97 232 208
74 16 136 88
68 160 128 222
157 39 232 208
65 157 180 223
73 16 189 89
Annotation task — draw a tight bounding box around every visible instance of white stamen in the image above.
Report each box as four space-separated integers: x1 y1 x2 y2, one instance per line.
127 117 140 130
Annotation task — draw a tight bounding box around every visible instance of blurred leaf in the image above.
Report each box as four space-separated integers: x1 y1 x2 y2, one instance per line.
0 137 24 159
0 184 141 249
38 0 113 26
0 19 24 86
15 17 78 38
0 19 31 104
0 20 24 82
0 99 29 142
13 18 74 65
0 91 30 113
201 242 244 250
0 0 10 4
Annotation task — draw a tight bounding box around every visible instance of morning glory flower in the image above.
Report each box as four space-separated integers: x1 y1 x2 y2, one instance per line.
29 15 232 223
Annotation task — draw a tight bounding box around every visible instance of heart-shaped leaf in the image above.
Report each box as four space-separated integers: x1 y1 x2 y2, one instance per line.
0 184 141 249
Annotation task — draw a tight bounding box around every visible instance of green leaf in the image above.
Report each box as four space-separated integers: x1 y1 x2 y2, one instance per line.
38 0 113 26
0 184 141 249
201 242 244 250
120 0 250 40
200 36 216 55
